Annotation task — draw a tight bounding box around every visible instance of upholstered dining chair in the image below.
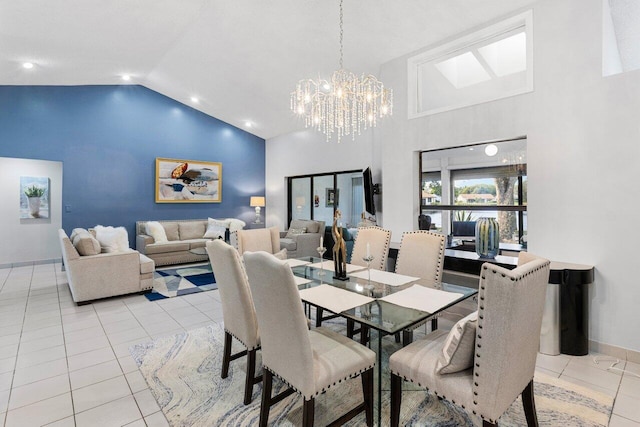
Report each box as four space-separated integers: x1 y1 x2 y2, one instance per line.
231 227 284 257
394 230 446 345
317 226 391 338
244 251 376 427
390 253 551 427
205 239 261 405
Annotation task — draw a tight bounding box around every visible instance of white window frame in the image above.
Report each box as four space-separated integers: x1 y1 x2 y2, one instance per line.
408 10 534 119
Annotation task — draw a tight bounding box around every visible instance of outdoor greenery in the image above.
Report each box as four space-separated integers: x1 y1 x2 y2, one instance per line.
24 185 45 198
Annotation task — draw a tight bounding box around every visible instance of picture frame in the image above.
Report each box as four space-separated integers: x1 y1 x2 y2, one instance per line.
326 188 339 207
155 158 222 203
20 176 50 219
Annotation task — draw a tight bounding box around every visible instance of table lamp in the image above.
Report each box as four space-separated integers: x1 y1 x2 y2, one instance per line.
250 196 265 223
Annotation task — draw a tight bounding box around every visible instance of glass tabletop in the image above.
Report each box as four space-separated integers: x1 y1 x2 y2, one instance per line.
291 256 477 335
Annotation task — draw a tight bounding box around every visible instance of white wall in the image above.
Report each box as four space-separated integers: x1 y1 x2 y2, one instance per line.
0 157 63 265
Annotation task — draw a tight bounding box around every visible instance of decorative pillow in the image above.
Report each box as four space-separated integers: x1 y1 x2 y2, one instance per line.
94 225 130 253
204 222 227 239
227 218 246 232
290 219 319 234
69 228 87 241
286 227 307 238
209 218 231 229
72 231 101 256
273 248 288 260
145 221 168 243
179 221 206 240
163 222 180 241
436 311 478 374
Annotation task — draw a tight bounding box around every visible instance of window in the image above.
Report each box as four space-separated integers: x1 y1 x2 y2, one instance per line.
408 10 533 118
420 138 527 245
603 0 640 76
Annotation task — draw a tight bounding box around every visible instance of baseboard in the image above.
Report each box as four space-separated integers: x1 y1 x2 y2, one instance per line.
589 339 640 363
0 258 61 269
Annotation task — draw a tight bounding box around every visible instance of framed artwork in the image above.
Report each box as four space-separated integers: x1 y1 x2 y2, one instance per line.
326 188 339 207
155 158 222 203
20 176 50 219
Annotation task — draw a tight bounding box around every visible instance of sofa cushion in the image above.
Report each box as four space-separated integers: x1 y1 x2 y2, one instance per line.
139 254 155 275
182 239 209 250
145 221 168 243
70 228 88 242
144 241 190 255
72 231 101 256
179 221 206 240
436 311 478 374
163 222 180 241
94 225 129 253
290 219 320 234
279 238 297 251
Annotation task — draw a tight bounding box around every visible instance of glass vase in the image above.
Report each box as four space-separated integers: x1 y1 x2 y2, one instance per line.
475 217 499 258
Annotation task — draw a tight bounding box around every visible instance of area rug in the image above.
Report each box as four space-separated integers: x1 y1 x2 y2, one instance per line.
145 263 217 301
129 323 613 426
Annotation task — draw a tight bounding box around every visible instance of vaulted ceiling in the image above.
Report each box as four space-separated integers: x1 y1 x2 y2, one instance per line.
1 0 537 139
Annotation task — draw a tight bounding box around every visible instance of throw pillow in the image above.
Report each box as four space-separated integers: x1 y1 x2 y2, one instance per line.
273 248 288 260
208 218 231 229
72 231 101 256
94 225 130 253
163 222 179 241
285 227 307 238
436 311 478 374
204 222 226 239
227 218 246 232
145 221 168 243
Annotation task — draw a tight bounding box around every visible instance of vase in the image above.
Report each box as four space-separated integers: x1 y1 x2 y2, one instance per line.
28 197 41 218
475 217 499 258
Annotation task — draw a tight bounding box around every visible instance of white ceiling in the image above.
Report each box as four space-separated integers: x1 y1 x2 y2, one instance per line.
0 0 537 140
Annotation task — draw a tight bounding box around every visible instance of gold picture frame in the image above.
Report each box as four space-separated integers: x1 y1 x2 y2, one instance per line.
155 157 222 203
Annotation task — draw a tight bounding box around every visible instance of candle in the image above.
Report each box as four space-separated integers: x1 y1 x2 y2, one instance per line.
320 236 323 248
366 242 371 258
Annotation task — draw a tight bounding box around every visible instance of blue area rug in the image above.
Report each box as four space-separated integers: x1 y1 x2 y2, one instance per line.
145 263 217 301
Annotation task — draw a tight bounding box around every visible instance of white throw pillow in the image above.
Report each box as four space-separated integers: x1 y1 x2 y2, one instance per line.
145 221 168 243
204 221 227 239
436 311 478 374
94 225 130 253
285 227 306 238
208 217 230 229
227 218 246 232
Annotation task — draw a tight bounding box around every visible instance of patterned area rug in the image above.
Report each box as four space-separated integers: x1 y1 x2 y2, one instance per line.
130 323 613 426
145 263 217 301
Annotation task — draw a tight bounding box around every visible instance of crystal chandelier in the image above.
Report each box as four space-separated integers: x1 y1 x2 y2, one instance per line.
290 0 393 142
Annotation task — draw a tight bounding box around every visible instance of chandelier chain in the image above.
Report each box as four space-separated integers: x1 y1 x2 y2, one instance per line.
339 0 344 69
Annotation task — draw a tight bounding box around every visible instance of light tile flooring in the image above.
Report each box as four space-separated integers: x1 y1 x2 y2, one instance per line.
0 263 639 426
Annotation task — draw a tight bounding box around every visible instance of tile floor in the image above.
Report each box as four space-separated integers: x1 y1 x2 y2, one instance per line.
0 262 639 426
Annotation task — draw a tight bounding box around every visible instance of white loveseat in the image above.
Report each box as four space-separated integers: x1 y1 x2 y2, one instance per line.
59 229 155 304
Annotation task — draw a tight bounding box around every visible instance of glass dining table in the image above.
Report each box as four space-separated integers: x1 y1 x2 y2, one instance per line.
289 257 478 426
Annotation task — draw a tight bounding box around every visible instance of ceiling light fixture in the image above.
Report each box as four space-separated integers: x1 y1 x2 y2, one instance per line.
290 0 392 142
121 75 131 81
22 62 34 69
485 144 498 156
244 121 252 128
190 96 199 103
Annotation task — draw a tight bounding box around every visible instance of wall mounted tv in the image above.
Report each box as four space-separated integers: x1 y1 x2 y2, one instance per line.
363 167 376 216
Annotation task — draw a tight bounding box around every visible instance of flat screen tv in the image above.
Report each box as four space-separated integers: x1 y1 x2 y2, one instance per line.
363 167 376 216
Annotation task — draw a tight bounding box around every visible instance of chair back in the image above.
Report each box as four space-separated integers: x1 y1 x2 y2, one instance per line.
232 227 280 255
351 226 391 270
472 253 550 421
395 231 445 287
205 240 259 350
243 251 315 397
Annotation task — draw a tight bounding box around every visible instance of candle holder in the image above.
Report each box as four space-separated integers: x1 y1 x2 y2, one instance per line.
362 255 374 285
317 246 327 277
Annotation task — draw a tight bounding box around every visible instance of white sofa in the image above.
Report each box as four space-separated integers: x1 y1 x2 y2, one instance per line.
59 229 155 304
136 218 244 266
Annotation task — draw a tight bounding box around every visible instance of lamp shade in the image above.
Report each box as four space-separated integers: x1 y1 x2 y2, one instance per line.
250 196 265 207
295 197 306 207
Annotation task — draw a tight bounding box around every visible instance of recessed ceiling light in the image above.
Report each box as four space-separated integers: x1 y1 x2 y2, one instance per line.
22 62 34 69
121 75 131 81
190 96 199 103
484 144 498 156
244 121 252 128
469 147 474 151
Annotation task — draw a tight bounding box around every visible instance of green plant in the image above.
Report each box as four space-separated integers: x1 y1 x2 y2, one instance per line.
454 210 474 221
24 185 45 198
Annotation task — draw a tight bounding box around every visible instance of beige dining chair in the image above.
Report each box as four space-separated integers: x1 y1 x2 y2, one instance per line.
205 239 261 405
394 230 446 345
231 227 283 256
244 251 376 427
390 253 550 427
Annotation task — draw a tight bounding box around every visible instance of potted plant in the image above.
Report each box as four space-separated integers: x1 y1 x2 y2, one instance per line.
24 185 45 217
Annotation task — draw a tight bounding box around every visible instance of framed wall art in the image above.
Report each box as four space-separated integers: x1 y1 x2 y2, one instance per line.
20 176 50 219
155 158 222 203
326 188 339 207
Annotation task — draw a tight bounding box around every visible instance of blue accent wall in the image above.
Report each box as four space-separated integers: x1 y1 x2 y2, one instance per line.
0 85 265 244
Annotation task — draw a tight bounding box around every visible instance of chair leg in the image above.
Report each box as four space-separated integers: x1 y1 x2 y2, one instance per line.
347 319 355 338
259 370 273 427
221 331 232 379
402 330 414 346
390 373 403 427
394 332 401 343
303 397 315 427
360 325 370 345
243 348 257 405
361 368 373 427
316 307 324 327
522 379 539 427
431 318 438 331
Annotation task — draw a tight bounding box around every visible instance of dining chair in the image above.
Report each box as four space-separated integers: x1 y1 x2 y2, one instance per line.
231 227 285 257
390 253 551 427
244 251 376 427
317 226 391 339
205 239 262 405
394 230 446 344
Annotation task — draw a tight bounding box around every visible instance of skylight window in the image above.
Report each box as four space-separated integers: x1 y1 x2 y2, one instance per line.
408 10 533 118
